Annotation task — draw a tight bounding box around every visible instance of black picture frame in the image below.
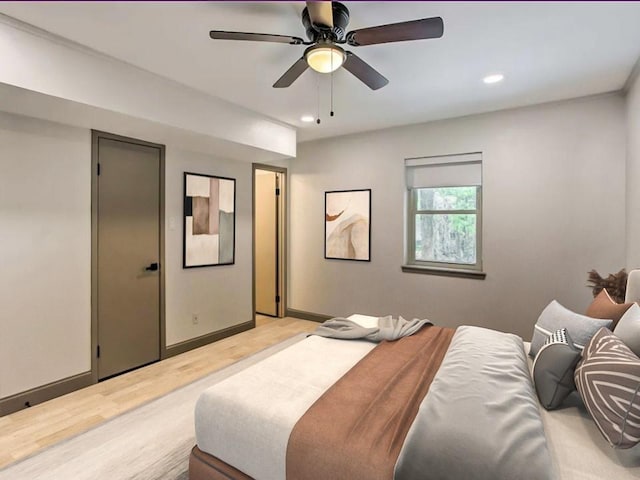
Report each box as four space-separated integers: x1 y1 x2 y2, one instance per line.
183 172 236 268
324 189 371 262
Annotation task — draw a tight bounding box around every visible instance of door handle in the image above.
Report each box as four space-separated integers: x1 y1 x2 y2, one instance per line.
145 262 159 272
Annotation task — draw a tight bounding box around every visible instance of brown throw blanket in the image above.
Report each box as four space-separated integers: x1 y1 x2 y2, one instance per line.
286 325 455 480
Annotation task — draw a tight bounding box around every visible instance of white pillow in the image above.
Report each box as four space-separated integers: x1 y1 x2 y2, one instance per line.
529 300 612 357
625 269 640 303
614 303 640 356
347 314 379 328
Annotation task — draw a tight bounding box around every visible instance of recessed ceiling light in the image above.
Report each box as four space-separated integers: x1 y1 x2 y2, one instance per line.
301 115 315 123
483 74 504 84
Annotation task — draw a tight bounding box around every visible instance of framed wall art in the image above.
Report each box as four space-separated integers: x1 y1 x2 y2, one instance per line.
325 189 371 261
183 172 235 268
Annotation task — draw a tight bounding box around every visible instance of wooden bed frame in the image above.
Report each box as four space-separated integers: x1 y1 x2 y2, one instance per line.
189 446 253 480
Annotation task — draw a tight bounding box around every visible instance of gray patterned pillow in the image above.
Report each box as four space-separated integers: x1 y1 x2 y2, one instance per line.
532 328 581 410
575 328 640 449
530 300 612 357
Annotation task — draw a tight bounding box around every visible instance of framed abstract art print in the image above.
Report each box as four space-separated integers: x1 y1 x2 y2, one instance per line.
325 189 371 261
183 172 235 268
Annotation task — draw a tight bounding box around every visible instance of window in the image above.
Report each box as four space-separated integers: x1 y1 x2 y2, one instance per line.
405 153 483 275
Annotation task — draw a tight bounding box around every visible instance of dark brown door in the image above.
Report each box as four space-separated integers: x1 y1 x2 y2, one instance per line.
97 136 161 379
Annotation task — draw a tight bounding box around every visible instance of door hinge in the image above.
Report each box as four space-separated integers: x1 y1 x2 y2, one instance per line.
97 345 101 358
275 187 280 196
276 295 281 303
97 163 101 176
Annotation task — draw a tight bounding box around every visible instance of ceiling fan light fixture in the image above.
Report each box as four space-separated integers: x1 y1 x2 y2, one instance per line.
305 44 346 73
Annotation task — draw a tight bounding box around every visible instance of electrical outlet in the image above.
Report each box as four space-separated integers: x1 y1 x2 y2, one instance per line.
192 313 199 325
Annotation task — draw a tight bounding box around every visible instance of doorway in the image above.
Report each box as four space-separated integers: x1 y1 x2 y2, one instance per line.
91 131 165 381
253 164 286 322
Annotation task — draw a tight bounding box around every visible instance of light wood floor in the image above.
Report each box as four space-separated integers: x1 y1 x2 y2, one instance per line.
255 313 279 326
0 317 317 469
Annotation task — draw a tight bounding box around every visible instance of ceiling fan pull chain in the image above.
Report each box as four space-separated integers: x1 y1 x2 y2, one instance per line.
316 74 321 124
330 53 335 117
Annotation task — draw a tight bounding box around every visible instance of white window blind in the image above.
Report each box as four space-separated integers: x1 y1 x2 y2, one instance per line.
405 153 482 188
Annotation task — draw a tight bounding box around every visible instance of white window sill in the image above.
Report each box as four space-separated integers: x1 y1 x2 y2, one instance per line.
401 264 486 280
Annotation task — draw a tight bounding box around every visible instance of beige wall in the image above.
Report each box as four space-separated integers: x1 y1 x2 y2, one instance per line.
0 111 253 400
165 148 252 346
288 94 627 338
0 88 632 399
0 111 91 398
627 72 640 269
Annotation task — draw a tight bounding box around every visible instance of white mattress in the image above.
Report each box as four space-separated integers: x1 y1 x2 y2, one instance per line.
524 341 640 479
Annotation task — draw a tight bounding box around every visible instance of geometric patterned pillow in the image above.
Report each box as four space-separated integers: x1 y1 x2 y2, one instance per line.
543 327 573 346
533 328 581 410
574 327 640 449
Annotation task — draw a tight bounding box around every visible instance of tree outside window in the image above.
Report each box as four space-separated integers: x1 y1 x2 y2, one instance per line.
413 186 479 266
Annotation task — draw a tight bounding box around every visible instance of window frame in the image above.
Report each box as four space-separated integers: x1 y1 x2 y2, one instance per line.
406 185 483 272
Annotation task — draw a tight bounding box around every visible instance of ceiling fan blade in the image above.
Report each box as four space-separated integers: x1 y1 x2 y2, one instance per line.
342 52 388 90
346 17 444 46
209 31 305 45
306 1 334 30
273 57 309 88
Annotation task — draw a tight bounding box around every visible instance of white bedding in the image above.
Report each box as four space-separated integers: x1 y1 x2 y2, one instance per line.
195 316 640 480
525 341 640 479
195 330 375 480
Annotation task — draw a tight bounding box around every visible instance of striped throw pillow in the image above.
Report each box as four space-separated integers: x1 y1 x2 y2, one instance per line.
574 327 640 449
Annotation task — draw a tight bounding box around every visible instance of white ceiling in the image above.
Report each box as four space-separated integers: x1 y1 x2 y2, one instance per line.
2 1 640 142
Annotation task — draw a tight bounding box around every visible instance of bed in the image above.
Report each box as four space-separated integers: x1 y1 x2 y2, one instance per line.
190 299 640 479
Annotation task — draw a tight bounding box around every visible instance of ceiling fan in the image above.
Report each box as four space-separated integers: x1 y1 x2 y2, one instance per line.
209 1 444 90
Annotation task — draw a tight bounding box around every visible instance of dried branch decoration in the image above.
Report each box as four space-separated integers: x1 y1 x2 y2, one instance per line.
586 269 627 304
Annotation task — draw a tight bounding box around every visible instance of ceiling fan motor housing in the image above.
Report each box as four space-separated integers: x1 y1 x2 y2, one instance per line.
302 2 350 42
